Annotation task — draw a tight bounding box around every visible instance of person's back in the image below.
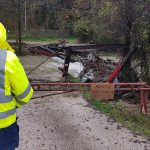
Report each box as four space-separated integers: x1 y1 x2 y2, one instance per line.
0 23 33 150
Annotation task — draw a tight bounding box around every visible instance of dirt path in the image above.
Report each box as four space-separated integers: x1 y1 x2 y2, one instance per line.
16 55 150 150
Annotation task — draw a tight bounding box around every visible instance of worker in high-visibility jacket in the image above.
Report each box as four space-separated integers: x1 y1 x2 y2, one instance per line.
0 23 33 150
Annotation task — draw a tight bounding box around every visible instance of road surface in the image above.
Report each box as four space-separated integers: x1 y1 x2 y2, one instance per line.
16 55 150 150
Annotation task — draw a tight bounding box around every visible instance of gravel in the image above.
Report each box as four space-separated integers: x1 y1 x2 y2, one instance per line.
16 55 150 150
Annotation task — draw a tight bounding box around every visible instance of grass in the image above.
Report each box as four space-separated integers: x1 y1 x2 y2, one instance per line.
82 90 150 137
67 75 80 82
19 36 78 44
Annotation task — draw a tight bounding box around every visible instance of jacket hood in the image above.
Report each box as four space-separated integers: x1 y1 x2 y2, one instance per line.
0 23 14 52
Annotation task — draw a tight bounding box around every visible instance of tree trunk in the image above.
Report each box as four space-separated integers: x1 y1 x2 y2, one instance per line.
17 0 22 55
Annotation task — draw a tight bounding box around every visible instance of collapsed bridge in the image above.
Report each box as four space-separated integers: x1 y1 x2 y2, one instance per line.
27 42 149 115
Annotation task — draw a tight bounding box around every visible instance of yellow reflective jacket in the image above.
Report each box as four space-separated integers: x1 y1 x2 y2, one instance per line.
0 50 33 128
0 23 33 129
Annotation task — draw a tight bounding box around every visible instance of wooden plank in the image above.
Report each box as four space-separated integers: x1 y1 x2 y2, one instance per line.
90 83 115 101
65 44 130 51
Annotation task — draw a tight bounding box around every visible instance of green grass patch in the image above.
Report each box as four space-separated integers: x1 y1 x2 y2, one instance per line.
21 36 78 44
82 91 150 137
67 75 80 82
8 35 78 44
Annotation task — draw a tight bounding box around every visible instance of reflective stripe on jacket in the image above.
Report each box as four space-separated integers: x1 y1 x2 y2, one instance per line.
0 49 33 128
